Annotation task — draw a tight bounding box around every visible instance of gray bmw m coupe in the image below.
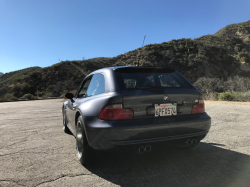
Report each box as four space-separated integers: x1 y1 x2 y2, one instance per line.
63 66 211 165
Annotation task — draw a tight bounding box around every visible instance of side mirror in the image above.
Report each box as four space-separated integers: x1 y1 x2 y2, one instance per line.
65 93 74 102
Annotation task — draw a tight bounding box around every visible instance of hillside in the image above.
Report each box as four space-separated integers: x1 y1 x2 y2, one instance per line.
214 20 250 44
1 20 250 101
0 72 3 76
0 67 41 86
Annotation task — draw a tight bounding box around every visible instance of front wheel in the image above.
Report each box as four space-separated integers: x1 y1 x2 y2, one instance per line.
76 116 95 165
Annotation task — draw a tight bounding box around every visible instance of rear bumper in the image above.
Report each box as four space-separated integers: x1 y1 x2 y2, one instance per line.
83 113 211 150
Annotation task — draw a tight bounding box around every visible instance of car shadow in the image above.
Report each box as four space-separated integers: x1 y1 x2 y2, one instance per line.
85 142 250 187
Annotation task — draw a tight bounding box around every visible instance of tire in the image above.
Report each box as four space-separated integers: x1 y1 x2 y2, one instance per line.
76 116 95 165
63 108 71 134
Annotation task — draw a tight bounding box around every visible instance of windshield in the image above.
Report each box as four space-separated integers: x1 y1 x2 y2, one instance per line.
115 68 193 90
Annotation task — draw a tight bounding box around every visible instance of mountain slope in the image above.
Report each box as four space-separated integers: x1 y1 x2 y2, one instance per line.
1 20 250 101
214 20 250 44
0 67 41 85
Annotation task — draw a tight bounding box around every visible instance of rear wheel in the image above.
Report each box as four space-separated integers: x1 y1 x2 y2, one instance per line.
63 108 71 134
76 116 95 165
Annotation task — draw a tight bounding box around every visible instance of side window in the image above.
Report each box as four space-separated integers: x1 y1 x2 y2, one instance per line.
86 74 105 96
77 78 91 98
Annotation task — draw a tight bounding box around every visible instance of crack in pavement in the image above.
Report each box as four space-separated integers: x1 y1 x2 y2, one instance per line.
0 151 74 157
34 173 94 187
0 139 27 150
0 145 68 157
0 134 33 149
0 128 49 136
0 128 56 150
0 148 27 157
0 179 26 187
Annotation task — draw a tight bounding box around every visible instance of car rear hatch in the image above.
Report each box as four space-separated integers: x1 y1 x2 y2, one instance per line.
115 67 201 119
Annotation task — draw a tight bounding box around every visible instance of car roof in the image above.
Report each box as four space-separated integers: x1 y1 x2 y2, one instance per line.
88 66 176 77
97 66 175 71
96 66 136 71
110 66 136 70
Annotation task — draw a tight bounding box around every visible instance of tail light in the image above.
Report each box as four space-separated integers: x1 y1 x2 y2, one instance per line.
192 98 205 114
99 104 134 120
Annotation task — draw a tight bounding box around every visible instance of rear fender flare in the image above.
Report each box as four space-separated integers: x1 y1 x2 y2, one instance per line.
75 109 90 142
62 102 67 112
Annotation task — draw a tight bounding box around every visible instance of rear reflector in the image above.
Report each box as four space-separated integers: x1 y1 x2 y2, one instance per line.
192 99 205 114
99 104 134 120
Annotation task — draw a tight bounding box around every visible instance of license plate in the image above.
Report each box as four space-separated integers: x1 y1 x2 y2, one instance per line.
155 103 177 117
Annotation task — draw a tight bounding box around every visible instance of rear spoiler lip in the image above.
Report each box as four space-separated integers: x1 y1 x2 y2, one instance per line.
114 66 176 73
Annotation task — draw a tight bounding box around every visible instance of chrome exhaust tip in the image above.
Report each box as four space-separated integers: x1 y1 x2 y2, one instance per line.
186 139 198 146
138 146 145 153
192 139 198 146
186 139 193 146
145 145 151 152
138 145 152 153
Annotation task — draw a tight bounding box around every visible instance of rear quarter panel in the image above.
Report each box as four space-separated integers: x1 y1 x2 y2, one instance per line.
77 92 122 117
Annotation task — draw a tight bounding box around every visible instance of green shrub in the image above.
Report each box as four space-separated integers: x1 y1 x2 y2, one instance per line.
4 93 17 101
218 92 250 101
236 52 250 63
218 92 234 101
188 54 196 59
43 92 53 98
37 92 44 97
13 76 22 83
21 82 31 93
234 44 243 52
22 93 36 100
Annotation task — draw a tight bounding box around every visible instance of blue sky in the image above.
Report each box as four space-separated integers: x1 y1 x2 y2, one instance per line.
1 0 250 73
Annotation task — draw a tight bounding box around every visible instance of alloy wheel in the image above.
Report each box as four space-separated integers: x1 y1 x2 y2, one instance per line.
76 120 84 159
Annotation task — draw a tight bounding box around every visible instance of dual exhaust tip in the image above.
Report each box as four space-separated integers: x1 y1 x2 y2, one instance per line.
138 139 197 153
186 139 198 146
138 145 151 153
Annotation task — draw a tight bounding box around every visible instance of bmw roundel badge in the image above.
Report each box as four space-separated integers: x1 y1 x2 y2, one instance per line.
164 96 168 101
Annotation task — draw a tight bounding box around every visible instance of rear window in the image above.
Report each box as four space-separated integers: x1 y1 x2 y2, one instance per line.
115 67 193 90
